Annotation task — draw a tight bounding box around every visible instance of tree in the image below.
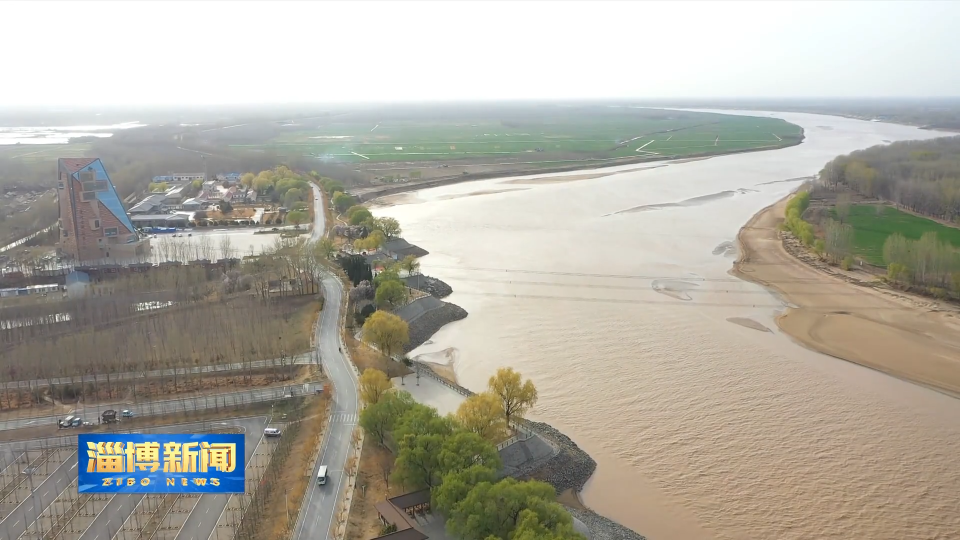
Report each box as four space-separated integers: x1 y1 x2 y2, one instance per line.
340 254 373 286
513 509 587 540
375 279 407 308
400 255 420 276
456 392 508 442
286 210 307 226
373 263 400 287
314 237 337 260
432 465 498 516
219 200 233 214
813 239 826 260
488 367 538 426
325 181 345 196
368 217 402 237
438 431 502 475
331 191 352 213
348 206 373 225
835 193 852 224
241 172 255 188
283 187 303 208
392 432 447 489
359 368 393 406
393 403 456 442
446 478 560 540
823 218 854 264
362 311 409 358
253 173 275 193
349 280 375 305
355 230 386 252
360 390 415 446
149 182 168 192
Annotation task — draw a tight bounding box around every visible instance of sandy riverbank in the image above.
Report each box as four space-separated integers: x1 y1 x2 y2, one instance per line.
733 196 960 397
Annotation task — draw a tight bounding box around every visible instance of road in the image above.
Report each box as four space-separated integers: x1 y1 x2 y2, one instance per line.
1 384 321 431
292 184 360 540
0 417 266 540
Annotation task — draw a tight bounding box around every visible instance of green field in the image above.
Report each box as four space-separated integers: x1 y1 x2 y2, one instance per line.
0 142 93 162
230 108 802 164
841 205 960 265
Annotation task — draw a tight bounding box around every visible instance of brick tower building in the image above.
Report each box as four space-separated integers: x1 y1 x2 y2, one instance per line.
57 158 149 262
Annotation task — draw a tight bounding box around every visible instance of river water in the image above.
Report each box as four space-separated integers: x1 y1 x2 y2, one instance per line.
373 111 960 540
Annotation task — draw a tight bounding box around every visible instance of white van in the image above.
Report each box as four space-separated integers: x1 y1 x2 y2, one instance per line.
60 416 75 428
316 466 327 486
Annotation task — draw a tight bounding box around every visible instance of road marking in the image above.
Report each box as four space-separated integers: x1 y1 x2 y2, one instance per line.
635 140 655 152
206 507 210 513
25 420 35 425
43 490 48 497
349 151 370 160
70 462 77 470
13 520 19 527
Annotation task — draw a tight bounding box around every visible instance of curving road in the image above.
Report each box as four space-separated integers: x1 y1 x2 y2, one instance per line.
291 184 361 540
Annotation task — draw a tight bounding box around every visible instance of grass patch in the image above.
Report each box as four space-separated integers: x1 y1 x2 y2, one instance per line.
840 205 960 265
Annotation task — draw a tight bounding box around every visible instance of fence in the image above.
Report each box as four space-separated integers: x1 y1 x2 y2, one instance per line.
0 384 322 433
410 360 535 448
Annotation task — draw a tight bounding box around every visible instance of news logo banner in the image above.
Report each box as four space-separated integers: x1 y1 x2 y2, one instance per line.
78 434 245 494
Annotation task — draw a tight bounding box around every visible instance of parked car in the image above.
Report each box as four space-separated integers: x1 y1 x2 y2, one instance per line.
82 421 93 427
264 428 282 438
121 409 134 418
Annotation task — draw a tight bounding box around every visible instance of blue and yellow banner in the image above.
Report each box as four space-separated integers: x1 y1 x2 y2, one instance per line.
78 434 245 494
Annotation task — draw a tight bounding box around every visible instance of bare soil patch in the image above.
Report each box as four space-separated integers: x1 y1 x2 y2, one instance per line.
343 331 412 379
346 441 398 540
266 393 331 539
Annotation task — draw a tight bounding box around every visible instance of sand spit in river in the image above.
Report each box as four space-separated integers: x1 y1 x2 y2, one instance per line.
733 196 960 397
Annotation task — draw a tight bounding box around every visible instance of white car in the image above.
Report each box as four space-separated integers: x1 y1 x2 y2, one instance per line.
264 428 282 438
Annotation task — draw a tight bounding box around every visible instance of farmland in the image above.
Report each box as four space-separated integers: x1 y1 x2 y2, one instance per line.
0 142 93 163
230 106 802 165
840 204 960 265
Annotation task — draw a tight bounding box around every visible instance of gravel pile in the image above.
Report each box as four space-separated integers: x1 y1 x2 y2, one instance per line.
404 274 453 298
567 507 648 540
403 301 468 353
522 420 597 494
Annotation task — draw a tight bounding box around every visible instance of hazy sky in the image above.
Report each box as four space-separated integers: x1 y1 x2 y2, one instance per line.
3 0 959 106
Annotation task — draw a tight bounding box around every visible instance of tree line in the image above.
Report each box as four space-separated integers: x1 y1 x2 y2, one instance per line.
819 137 960 223
0 232 349 403
884 232 960 298
358 367 581 540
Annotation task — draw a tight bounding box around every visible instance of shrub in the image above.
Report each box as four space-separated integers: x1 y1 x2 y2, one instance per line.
840 256 854 271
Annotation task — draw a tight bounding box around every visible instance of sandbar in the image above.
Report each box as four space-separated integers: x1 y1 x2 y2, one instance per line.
732 196 960 397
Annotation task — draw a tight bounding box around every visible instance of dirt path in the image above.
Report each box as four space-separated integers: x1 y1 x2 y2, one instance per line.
732 196 960 397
